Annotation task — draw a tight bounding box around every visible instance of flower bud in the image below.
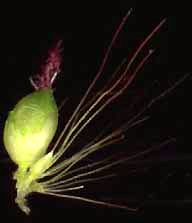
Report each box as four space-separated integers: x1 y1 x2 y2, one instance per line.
3 89 58 169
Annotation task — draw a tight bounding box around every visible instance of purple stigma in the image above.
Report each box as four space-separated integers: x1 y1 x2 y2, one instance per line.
30 40 63 90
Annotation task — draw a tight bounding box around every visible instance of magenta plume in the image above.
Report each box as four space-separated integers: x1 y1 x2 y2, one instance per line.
30 40 63 90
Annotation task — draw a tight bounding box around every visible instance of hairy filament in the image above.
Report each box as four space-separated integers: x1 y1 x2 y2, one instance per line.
45 174 114 190
51 10 133 155
60 50 153 156
65 18 165 148
43 136 124 184
40 191 137 212
42 137 174 188
46 117 146 179
43 152 114 178
44 71 188 189
42 72 188 186
49 51 157 174
44 116 148 178
46 185 84 193
51 20 165 170
69 58 128 130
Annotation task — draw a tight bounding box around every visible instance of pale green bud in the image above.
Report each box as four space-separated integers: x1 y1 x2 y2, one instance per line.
3 89 58 169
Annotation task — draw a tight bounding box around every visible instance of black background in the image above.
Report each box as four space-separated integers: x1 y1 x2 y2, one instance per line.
0 1 192 221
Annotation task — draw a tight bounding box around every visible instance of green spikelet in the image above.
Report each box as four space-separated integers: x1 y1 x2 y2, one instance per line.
3 89 58 214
